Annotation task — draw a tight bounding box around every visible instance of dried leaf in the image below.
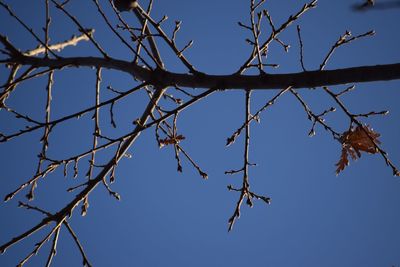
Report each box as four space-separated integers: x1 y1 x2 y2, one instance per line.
335 147 349 174
335 125 381 175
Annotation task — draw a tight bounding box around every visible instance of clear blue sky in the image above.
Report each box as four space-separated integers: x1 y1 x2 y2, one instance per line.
1 0 400 266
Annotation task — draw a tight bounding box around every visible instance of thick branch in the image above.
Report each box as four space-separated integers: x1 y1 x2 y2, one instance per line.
3 55 400 89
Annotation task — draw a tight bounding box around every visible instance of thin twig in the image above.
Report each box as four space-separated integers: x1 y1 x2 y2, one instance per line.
237 0 318 74
0 2 59 58
227 86 291 146
50 0 109 58
296 25 307 71
320 30 374 70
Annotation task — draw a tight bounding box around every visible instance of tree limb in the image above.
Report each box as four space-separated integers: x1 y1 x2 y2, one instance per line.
3 54 400 89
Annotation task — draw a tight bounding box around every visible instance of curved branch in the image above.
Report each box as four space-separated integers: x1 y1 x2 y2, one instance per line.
4 54 400 89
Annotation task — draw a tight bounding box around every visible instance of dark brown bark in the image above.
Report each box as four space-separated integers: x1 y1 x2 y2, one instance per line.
7 55 400 89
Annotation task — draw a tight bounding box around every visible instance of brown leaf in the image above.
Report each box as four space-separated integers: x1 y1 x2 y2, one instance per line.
335 147 349 174
335 125 380 175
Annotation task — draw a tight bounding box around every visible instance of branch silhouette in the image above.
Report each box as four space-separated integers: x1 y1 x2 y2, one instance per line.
0 0 399 265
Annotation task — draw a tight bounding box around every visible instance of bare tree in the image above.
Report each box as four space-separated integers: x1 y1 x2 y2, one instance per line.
0 0 399 266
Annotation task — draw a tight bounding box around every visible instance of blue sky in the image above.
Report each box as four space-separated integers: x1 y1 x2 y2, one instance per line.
1 0 400 266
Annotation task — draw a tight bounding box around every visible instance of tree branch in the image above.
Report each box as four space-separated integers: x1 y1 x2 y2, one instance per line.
3 53 400 89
